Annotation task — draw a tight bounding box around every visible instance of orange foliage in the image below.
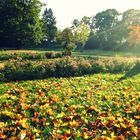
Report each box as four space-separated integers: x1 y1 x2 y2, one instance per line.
128 25 140 45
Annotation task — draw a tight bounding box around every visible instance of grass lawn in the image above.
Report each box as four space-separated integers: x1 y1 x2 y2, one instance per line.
0 73 140 139
73 49 140 58
0 49 140 58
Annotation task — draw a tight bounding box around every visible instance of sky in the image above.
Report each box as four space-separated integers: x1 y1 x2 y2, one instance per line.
40 0 140 29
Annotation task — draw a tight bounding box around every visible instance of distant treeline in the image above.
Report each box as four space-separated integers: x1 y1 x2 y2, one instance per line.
0 0 140 52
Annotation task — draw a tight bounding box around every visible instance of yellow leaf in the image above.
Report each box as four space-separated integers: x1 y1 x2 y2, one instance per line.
77 131 81 137
111 132 115 138
102 130 107 135
66 129 71 134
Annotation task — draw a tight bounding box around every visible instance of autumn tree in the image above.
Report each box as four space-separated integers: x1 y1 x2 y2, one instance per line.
127 26 140 49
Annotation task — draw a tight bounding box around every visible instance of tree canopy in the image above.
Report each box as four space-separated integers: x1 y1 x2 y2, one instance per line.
85 9 140 51
0 2 140 52
42 8 57 47
0 0 43 48
95 9 120 31
73 21 90 50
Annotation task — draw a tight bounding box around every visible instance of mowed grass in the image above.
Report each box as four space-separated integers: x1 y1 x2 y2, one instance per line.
0 49 140 57
0 73 140 139
73 49 140 58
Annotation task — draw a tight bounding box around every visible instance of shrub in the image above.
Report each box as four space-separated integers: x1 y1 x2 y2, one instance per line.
45 52 63 59
0 52 45 61
0 57 139 81
3 61 36 81
104 57 135 73
0 73 4 82
62 43 76 56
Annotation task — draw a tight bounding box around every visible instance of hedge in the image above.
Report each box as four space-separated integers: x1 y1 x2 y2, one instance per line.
0 57 139 81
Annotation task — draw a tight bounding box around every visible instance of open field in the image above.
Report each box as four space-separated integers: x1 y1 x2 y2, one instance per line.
0 73 140 139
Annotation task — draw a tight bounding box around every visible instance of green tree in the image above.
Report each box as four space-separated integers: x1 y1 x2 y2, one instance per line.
109 9 140 50
42 8 57 47
93 9 121 50
110 9 140 50
73 21 90 51
71 19 80 30
95 9 120 31
0 0 43 49
122 9 140 26
84 9 140 51
55 30 63 48
82 16 91 25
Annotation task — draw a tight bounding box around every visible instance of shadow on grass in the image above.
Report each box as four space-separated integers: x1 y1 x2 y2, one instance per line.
118 61 140 81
